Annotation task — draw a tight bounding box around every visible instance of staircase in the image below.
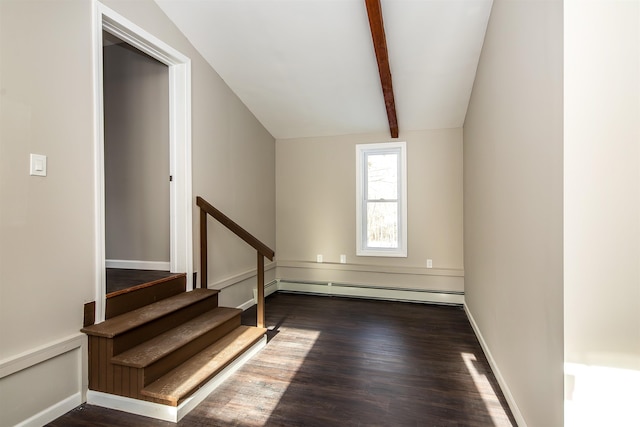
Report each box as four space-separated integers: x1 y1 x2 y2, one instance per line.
81 273 267 422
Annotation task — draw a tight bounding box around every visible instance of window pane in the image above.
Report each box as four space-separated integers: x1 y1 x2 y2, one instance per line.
367 153 397 200
366 202 398 248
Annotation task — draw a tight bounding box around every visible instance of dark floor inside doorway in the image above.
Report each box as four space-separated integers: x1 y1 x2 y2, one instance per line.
106 268 176 295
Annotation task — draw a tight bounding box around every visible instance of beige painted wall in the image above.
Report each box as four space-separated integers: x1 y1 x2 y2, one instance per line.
0 0 275 425
104 42 170 263
463 1 564 426
97 0 276 297
0 1 95 425
564 2 640 425
0 0 95 364
276 129 463 291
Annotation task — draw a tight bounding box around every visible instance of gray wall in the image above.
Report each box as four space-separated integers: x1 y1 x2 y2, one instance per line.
463 1 564 426
104 42 170 264
0 0 275 425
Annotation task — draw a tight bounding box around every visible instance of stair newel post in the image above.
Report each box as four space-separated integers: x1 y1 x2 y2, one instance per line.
257 252 265 328
200 207 208 289
196 196 273 322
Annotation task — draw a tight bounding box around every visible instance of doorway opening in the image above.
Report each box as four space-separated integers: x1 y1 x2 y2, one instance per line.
93 2 193 323
103 32 171 295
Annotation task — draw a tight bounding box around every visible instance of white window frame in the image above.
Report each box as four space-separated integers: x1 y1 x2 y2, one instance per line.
356 142 407 257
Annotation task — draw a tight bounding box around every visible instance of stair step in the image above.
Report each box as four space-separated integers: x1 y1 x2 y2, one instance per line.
111 307 242 368
81 289 218 339
106 273 187 319
141 325 267 406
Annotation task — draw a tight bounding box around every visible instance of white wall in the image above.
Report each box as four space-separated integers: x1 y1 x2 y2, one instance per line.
276 129 464 295
0 0 275 425
463 1 564 426
564 2 640 426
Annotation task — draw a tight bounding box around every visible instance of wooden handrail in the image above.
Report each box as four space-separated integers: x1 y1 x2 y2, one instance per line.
197 197 274 260
196 196 274 328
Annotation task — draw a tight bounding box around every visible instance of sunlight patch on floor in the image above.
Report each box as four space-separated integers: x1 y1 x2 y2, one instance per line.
461 352 507 426
207 326 321 426
565 362 640 427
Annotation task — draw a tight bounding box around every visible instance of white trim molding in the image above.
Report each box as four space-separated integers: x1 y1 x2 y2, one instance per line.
464 304 527 427
356 141 408 257
208 262 276 290
105 259 171 271
0 334 85 379
248 279 280 309
277 260 464 277
1 334 86 427
93 0 193 323
276 280 464 305
86 336 266 422
276 260 464 295
14 392 83 427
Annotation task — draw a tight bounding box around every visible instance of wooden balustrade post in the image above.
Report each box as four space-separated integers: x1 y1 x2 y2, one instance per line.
200 208 208 289
257 252 265 328
197 196 273 322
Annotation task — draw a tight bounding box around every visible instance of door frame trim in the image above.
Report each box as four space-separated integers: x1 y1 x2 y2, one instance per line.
92 1 193 323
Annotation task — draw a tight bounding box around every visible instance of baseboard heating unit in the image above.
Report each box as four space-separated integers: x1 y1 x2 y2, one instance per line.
255 280 464 306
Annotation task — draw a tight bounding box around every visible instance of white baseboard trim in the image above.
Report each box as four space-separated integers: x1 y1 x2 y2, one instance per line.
247 280 279 309
276 261 464 295
276 280 464 305
87 336 266 422
105 259 170 271
237 298 256 312
15 392 82 427
464 304 526 427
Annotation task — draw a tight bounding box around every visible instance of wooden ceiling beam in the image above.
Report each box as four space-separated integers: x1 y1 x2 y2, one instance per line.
365 0 398 138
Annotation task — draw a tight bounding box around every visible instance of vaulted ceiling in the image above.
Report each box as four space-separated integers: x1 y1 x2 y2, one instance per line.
154 0 493 140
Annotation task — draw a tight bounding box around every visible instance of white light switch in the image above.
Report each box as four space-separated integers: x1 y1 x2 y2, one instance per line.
316 254 323 263
30 154 47 177
427 259 433 268
340 254 347 264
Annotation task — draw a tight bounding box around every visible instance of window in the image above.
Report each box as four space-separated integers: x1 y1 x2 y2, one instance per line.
356 142 407 257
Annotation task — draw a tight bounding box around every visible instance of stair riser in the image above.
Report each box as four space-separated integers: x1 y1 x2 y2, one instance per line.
88 315 243 403
112 295 219 355
141 315 242 386
106 275 187 319
111 365 144 400
88 336 145 398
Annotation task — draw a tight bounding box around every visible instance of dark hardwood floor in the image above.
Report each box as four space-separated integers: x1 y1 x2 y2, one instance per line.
50 293 516 426
106 268 177 294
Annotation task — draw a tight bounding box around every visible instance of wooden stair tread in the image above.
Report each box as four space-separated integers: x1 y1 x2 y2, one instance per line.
141 325 266 405
111 307 242 368
81 289 218 338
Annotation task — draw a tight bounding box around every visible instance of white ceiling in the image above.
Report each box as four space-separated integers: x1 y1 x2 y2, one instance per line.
154 0 493 140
